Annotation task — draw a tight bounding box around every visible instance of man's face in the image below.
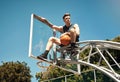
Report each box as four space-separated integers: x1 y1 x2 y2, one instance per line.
64 16 71 24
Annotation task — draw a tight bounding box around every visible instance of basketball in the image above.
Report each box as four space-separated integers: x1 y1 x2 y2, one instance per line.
60 34 71 46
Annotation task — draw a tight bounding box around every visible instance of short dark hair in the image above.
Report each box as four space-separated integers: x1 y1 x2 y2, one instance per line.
63 13 71 19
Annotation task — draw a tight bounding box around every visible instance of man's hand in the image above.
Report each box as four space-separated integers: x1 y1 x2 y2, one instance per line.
34 14 46 22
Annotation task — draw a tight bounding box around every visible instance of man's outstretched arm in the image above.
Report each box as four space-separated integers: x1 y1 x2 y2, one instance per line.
33 14 53 28
33 14 63 32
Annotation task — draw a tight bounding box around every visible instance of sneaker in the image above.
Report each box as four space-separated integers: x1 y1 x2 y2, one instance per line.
67 44 78 51
37 54 47 60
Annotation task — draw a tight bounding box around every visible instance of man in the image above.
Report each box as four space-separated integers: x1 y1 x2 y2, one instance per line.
34 13 80 60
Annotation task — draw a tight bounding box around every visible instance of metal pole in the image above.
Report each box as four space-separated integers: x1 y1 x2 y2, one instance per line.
65 75 67 82
96 47 117 76
29 14 34 57
77 49 81 74
105 49 120 69
94 69 96 82
53 29 57 64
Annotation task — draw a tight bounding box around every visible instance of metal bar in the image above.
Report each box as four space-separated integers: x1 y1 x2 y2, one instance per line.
77 40 120 47
42 74 74 82
65 75 67 82
88 45 93 63
94 69 96 82
79 44 90 53
52 29 57 64
105 49 120 69
82 51 99 61
96 47 117 77
77 60 120 82
77 50 81 74
28 14 34 57
98 56 102 66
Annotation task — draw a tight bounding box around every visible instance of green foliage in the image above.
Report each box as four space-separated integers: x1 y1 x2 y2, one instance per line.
0 61 32 82
65 75 83 82
112 36 120 42
106 36 120 62
36 65 72 81
82 70 114 82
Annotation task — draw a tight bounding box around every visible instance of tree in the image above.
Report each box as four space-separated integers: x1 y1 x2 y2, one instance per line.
0 61 32 82
36 65 72 82
112 36 120 42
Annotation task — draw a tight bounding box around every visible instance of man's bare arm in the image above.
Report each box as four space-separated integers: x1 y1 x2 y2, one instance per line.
33 14 63 32
74 24 80 35
34 14 53 28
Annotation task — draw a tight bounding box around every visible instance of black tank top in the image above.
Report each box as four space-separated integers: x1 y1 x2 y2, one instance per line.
63 24 79 42
63 24 73 33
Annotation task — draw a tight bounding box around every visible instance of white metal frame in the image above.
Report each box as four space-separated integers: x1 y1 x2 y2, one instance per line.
29 14 34 57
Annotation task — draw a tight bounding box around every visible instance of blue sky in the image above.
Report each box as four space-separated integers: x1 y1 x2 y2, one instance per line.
0 0 120 81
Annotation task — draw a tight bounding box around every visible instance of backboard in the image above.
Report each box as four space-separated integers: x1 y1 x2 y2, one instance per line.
28 14 53 57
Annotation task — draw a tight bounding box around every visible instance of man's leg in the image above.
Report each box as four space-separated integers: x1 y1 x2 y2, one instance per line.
37 37 61 59
69 28 77 47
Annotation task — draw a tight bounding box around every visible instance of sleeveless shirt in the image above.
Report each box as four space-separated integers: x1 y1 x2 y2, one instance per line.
63 24 79 42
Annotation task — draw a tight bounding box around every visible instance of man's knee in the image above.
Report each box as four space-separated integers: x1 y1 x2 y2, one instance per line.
49 37 56 42
70 28 76 33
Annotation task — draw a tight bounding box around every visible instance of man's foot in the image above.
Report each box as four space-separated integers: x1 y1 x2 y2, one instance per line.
72 45 79 49
37 50 49 60
37 54 47 60
67 43 78 50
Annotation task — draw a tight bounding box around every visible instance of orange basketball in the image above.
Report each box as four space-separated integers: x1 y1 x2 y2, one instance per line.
60 34 71 46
